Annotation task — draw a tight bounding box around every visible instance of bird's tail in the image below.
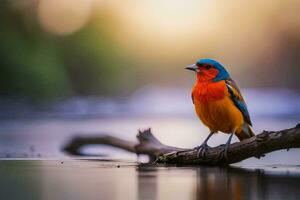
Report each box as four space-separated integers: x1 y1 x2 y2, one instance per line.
236 123 255 141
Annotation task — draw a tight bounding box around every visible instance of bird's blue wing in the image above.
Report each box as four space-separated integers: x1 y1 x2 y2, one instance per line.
226 79 252 126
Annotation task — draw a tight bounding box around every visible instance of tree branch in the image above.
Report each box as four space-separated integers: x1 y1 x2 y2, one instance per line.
63 124 300 166
63 135 137 156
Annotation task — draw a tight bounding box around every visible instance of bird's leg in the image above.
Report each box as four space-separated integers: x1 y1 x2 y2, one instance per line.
218 132 234 160
194 131 214 158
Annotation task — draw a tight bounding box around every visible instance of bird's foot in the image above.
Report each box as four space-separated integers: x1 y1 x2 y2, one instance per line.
218 144 229 161
194 143 211 158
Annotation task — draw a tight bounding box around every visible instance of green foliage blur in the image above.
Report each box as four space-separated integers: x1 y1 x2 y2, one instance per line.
0 1 137 100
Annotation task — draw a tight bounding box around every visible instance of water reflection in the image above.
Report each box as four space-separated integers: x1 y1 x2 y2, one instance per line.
137 166 158 200
195 167 255 200
0 160 299 200
136 164 300 200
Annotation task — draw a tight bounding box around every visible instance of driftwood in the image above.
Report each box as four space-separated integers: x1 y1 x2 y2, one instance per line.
63 124 300 166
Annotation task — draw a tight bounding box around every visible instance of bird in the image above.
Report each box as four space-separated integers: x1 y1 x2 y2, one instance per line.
185 58 254 158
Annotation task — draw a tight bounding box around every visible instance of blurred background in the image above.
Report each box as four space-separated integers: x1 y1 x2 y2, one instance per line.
0 0 299 160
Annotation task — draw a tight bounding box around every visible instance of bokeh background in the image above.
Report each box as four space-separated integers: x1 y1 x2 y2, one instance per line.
0 0 299 160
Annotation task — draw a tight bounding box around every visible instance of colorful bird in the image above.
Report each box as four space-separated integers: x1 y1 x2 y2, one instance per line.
185 58 254 158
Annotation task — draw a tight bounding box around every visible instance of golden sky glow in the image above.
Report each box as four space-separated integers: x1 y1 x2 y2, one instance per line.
35 0 300 76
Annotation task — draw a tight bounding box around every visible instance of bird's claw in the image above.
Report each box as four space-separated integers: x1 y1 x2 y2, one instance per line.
194 143 211 158
218 144 229 160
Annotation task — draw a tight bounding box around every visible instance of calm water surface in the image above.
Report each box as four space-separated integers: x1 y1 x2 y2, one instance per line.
0 159 300 200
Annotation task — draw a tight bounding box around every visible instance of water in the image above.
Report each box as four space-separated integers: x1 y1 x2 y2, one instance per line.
0 160 300 200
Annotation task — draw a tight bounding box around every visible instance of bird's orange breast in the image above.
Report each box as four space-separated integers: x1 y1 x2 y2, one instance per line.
192 80 227 103
192 80 244 133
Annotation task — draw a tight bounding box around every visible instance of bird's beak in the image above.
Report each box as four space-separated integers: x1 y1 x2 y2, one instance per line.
185 64 198 72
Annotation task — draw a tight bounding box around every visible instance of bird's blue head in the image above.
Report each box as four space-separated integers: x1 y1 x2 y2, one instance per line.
185 58 230 82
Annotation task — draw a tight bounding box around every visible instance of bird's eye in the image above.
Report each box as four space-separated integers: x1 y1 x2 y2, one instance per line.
204 65 212 70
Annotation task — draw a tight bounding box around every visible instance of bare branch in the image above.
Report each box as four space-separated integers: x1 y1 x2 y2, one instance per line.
63 124 300 166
